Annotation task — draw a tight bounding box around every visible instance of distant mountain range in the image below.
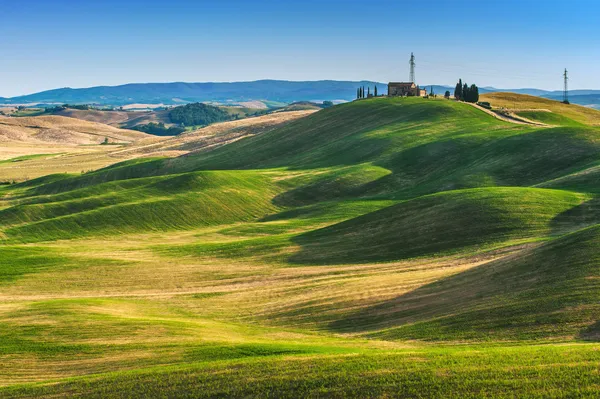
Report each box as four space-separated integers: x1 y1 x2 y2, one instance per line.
1 80 599 109
0 80 386 107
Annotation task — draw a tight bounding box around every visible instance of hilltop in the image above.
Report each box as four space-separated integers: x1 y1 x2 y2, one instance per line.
2 95 600 397
481 92 600 126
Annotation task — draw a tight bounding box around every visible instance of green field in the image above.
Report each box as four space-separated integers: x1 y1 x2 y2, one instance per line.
2 96 600 397
515 110 584 127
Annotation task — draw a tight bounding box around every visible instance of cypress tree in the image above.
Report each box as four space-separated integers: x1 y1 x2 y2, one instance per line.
470 84 479 103
455 79 463 100
463 83 469 102
367 87 371 97
374 86 378 97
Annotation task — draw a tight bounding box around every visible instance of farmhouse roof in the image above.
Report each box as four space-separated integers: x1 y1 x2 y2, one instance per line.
388 82 416 87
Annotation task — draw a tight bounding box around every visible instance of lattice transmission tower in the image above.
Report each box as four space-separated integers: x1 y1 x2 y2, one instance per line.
409 53 416 83
563 68 569 104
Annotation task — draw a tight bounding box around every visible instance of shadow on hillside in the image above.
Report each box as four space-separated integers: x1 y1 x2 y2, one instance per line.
380 127 600 192
579 320 600 341
321 226 600 340
550 197 600 235
270 125 600 207
325 252 516 334
271 165 392 208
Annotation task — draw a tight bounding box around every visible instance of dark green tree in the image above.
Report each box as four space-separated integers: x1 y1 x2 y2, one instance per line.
463 83 469 102
454 79 463 100
374 86 378 97
444 90 451 99
469 84 479 103
367 87 371 97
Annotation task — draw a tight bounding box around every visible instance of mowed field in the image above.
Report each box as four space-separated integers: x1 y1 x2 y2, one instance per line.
53 108 172 127
2 95 600 398
481 92 600 126
0 111 314 182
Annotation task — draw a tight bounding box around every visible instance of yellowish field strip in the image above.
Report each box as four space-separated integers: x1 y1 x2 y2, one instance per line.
0 111 315 181
0 227 500 385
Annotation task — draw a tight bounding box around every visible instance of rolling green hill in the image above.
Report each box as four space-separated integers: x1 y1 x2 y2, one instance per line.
292 187 589 264
2 96 600 398
352 224 600 341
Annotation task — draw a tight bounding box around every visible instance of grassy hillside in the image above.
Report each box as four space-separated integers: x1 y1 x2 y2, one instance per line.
292 187 588 264
481 92 600 126
0 110 312 182
55 108 172 128
514 110 584 126
352 224 600 341
1 171 280 242
0 115 148 143
2 96 600 398
28 97 600 199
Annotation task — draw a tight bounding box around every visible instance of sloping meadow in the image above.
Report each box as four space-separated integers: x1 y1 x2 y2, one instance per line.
2 96 600 397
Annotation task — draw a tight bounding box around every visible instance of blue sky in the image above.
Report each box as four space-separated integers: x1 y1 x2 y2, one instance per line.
0 0 598 97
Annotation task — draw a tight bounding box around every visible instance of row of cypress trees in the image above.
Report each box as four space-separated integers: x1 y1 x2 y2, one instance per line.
454 79 480 103
357 86 378 99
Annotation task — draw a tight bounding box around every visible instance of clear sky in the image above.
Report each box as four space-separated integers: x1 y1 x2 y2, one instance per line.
0 0 598 97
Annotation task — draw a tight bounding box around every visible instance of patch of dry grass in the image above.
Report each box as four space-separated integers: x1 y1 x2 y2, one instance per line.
481 92 600 126
0 111 314 181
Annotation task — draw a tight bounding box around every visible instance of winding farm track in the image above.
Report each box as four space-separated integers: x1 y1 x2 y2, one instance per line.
466 102 551 127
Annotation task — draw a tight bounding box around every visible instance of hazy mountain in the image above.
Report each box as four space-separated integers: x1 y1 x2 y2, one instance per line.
542 93 600 109
478 87 550 96
2 80 599 108
0 80 388 106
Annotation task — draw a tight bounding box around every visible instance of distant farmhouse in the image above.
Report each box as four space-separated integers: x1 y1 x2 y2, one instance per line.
388 82 427 97
388 53 427 97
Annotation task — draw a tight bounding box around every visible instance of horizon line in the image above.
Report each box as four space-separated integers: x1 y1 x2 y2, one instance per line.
2 79 599 99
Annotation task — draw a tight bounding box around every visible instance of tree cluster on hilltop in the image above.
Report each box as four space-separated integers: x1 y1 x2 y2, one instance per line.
169 103 231 126
454 79 479 103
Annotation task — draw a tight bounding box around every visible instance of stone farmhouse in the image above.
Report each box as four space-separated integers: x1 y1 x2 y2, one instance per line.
388 82 427 97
